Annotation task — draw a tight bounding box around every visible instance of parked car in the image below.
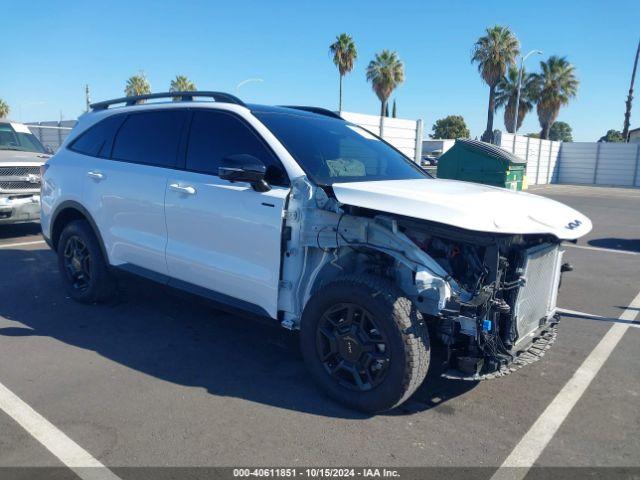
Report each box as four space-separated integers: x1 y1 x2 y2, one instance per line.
420 154 438 167
0 121 50 224
40 92 592 413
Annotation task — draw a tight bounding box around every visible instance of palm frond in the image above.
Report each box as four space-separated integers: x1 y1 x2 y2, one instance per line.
329 33 358 76
0 99 9 119
366 50 405 106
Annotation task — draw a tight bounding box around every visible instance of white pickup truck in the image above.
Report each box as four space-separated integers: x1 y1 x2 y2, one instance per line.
0 121 50 224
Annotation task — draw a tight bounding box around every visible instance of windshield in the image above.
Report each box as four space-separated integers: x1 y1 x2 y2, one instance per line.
0 123 46 153
254 111 428 185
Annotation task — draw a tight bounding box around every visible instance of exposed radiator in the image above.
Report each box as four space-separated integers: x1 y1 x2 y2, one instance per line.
513 244 564 346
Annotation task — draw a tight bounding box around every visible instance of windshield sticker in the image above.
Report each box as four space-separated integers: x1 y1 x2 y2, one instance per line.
346 125 378 141
11 123 32 134
326 159 366 177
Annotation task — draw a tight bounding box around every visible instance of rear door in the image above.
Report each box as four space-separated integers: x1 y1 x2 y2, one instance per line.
82 109 187 277
165 109 290 318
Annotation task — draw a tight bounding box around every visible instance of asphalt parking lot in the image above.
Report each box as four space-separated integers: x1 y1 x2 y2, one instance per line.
0 184 638 479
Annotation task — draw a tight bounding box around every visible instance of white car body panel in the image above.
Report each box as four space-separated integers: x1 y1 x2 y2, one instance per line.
164 171 288 317
331 178 592 240
81 155 170 275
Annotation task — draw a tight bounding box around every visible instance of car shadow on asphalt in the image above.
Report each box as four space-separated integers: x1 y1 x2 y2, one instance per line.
0 222 41 240
588 237 640 253
0 248 477 419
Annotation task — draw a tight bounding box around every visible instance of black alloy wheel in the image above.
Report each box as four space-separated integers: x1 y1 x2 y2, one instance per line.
316 303 390 391
62 235 92 292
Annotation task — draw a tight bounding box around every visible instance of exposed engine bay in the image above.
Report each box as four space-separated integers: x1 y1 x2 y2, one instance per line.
400 219 565 378
278 178 570 379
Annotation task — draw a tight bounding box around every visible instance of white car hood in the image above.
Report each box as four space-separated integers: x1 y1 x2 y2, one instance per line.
332 178 592 240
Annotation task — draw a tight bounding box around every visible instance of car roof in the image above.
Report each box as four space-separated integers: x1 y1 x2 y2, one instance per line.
248 104 342 120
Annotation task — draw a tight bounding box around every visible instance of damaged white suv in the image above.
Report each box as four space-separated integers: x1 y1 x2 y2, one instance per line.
41 92 591 413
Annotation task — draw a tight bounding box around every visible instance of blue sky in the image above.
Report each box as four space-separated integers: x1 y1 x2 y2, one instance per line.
2 0 639 141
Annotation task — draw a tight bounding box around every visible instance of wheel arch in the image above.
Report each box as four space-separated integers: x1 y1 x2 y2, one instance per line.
50 201 109 263
302 248 400 312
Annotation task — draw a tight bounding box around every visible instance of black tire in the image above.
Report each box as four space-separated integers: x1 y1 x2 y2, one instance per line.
57 219 115 303
300 274 430 413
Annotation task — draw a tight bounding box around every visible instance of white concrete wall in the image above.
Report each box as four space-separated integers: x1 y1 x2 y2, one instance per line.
340 111 422 161
496 132 640 187
496 132 561 185
559 142 640 187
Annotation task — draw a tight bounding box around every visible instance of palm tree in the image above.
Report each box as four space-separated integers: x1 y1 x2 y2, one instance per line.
0 99 9 119
124 72 151 103
495 66 536 133
531 56 579 139
169 75 197 101
329 33 357 112
471 26 520 142
366 50 404 118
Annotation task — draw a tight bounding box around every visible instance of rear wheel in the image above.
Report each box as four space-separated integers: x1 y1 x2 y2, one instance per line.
57 220 115 303
300 275 430 413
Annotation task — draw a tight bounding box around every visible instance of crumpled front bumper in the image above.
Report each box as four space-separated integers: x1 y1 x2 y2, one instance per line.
0 195 41 224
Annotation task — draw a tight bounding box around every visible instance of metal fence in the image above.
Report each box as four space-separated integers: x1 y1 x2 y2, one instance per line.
340 111 423 162
26 121 76 152
496 132 640 187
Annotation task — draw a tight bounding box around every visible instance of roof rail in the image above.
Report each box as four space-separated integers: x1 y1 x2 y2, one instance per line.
90 91 246 111
280 106 343 119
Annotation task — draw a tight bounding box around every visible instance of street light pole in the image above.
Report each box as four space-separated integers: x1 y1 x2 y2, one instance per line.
513 50 543 139
622 38 640 142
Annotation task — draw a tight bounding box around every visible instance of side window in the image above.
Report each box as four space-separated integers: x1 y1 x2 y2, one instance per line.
111 110 186 167
69 115 124 157
186 110 288 186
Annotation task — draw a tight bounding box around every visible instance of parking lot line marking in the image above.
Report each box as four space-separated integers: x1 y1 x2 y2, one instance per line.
557 307 640 329
491 289 640 480
0 381 122 480
564 243 640 256
0 240 47 249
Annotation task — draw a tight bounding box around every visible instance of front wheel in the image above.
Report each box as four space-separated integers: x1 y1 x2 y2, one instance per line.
300 275 430 413
57 219 115 303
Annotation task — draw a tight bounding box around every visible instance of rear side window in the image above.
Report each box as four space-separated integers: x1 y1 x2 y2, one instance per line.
112 110 187 168
186 110 288 186
69 115 124 157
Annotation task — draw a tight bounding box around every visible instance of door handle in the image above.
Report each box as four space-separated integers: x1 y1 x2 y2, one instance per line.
169 183 196 195
87 170 104 181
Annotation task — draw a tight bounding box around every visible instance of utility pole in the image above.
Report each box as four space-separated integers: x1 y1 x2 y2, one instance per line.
622 39 640 142
514 50 543 138
85 85 91 112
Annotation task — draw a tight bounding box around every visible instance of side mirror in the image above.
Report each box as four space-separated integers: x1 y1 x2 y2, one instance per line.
44 145 55 155
219 154 271 192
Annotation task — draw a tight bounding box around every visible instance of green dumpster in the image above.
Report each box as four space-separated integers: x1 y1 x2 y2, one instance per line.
436 139 526 190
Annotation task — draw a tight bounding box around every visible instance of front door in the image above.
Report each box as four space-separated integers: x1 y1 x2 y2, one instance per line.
165 110 290 318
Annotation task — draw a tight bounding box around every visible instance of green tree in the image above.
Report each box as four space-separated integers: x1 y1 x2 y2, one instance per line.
329 33 357 112
169 75 197 101
525 132 540 138
471 25 520 142
531 56 579 139
549 121 573 142
431 115 470 139
495 66 536 133
0 99 9 119
170 75 196 93
124 72 151 103
366 50 405 117
598 129 625 143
